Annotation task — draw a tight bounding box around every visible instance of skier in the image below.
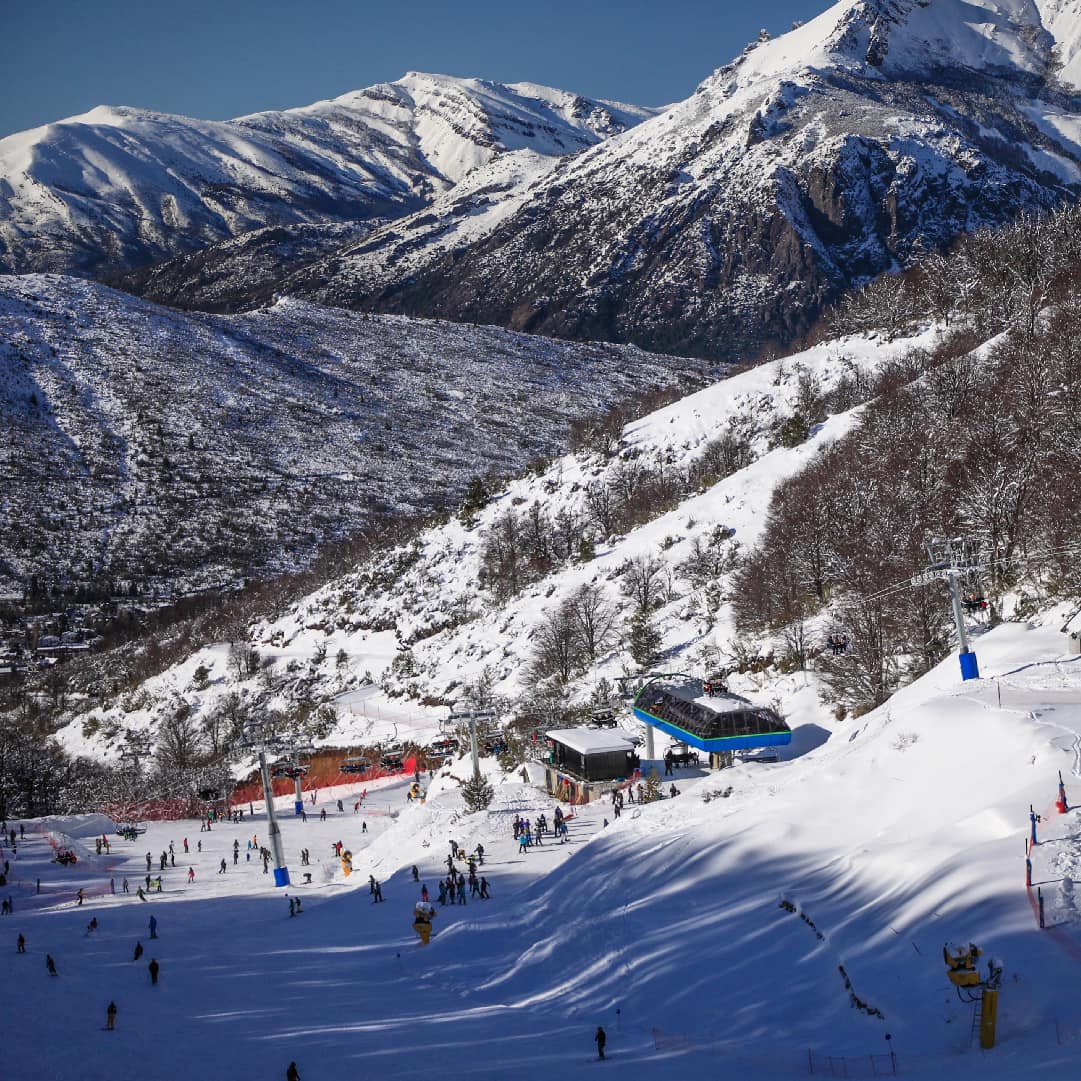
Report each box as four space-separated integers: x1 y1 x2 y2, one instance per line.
136 888 147 902
76 888 84 907
411 865 419 882
148 958 160 985
106 1001 117 1030
17 933 26 952
86 917 98 935
289 898 296 918
361 822 367 834
218 859 227 875
479 877 490 900
476 843 484 865
46 954 57 976
188 867 195 883
373 881 383 903
421 884 429 902
595 1025 607 1060
149 915 158 939
146 852 152 872
122 878 129 894
133 941 143 962
287 1063 301 1081
183 838 189 853
337 799 344 813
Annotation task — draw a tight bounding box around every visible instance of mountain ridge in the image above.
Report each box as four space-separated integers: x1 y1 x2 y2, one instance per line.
0 72 656 277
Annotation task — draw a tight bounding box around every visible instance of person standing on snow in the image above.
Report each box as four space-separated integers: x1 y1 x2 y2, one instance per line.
595 1026 607 1060
106 1001 117 1030
133 941 143 962
149 915 158 939
148 958 160 985
46 954 57 976
286 1062 301 1081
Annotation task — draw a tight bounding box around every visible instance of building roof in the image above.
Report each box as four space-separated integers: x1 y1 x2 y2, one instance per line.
546 728 634 755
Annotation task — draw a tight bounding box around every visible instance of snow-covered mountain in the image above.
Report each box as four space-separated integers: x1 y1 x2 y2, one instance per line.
248 0 1081 360
0 72 655 277
0 274 703 597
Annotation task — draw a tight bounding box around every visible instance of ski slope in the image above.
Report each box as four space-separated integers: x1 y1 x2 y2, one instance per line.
9 605 1081 1080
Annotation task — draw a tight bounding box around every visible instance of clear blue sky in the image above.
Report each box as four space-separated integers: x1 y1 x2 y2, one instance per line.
2 0 827 138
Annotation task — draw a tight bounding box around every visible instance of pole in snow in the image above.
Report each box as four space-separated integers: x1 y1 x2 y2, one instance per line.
257 746 290 887
947 568 979 681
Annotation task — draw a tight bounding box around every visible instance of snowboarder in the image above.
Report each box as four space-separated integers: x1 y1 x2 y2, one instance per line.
133 941 143 962
148 958 159 985
46 954 57 976
105 1001 117 1030
595 1026 607 1060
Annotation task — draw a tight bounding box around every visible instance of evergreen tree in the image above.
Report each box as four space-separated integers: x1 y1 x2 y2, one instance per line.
462 773 494 813
627 609 662 669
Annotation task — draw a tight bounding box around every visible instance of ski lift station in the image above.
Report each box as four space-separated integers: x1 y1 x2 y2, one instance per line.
632 675 792 762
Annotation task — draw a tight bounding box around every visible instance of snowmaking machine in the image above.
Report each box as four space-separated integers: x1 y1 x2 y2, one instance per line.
943 942 1003 1049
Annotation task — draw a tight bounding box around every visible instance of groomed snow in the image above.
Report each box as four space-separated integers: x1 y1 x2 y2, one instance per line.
8 609 1081 1080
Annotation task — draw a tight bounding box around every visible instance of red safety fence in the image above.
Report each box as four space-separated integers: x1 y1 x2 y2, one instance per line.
230 757 418 807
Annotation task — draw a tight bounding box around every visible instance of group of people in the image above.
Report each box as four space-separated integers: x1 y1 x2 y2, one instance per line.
512 811 568 849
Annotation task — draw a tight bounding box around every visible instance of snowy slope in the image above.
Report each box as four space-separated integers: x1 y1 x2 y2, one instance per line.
54 324 934 761
0 274 703 596
286 0 1081 360
0 72 656 277
9 607 1081 1081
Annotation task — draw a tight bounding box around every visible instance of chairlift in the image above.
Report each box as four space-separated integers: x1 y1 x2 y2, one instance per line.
824 632 850 656
962 593 988 614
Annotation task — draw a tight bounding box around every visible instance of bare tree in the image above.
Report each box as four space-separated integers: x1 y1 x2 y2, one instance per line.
568 582 618 663
621 553 665 612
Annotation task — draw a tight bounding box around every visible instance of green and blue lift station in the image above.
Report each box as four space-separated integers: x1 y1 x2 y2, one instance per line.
631 674 792 756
